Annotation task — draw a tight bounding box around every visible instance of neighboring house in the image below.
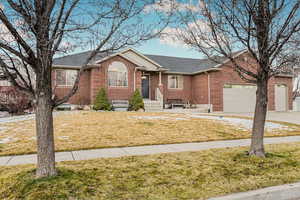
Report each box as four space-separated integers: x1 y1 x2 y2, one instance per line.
52 48 293 112
293 67 300 111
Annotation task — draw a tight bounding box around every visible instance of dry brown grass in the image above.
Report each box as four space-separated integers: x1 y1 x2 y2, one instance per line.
0 111 299 156
2 143 300 199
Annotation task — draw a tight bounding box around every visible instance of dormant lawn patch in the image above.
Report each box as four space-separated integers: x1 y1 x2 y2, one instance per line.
1 143 300 199
0 111 299 156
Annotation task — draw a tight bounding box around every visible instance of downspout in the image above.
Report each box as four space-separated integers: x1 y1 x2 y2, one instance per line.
159 71 162 86
134 67 136 91
207 72 211 113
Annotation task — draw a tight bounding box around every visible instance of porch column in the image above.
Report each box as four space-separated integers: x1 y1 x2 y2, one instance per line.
159 71 162 86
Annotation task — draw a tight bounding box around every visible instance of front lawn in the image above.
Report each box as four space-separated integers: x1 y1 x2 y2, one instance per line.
1 143 300 199
0 111 299 156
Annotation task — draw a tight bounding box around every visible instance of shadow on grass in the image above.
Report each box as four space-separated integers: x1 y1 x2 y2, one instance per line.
2 146 300 200
1 168 98 200
0 144 4 152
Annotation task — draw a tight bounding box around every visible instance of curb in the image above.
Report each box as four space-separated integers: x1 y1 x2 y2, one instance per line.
208 182 300 200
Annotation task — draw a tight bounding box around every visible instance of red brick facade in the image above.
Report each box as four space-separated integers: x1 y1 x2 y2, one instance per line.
91 55 142 102
53 53 293 112
53 70 91 105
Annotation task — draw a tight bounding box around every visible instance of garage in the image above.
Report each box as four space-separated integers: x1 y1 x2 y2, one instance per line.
275 84 288 111
223 84 257 112
294 97 300 111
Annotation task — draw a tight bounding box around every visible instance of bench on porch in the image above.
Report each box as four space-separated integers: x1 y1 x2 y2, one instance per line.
167 99 190 109
111 100 129 111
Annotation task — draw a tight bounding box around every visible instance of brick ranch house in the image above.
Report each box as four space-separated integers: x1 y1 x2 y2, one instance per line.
52 48 293 112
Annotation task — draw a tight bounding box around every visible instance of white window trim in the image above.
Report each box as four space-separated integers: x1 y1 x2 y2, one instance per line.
168 75 183 89
56 69 78 87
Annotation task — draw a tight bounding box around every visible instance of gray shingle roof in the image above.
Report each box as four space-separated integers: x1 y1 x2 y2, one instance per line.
53 50 238 73
53 51 113 67
144 54 226 73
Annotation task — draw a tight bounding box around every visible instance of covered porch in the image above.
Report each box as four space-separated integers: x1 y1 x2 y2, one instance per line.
137 70 164 111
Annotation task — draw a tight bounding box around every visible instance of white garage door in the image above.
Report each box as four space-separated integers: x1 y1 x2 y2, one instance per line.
294 97 300 111
223 84 257 112
275 84 287 111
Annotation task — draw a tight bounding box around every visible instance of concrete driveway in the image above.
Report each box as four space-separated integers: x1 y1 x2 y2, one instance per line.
219 112 300 125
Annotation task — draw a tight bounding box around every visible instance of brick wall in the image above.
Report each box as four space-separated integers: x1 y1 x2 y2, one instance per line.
149 72 159 100
90 55 141 103
191 73 209 104
204 66 293 112
53 69 91 105
52 52 293 111
189 52 293 111
161 74 192 103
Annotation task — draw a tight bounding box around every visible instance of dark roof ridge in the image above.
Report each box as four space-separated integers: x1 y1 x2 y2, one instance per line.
144 53 203 60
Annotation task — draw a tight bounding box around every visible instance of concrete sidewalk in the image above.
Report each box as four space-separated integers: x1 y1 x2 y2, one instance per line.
209 182 300 200
216 112 300 125
1 135 300 166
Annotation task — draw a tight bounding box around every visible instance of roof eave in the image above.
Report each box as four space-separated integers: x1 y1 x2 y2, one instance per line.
162 68 221 75
52 65 82 69
191 68 222 75
210 50 248 69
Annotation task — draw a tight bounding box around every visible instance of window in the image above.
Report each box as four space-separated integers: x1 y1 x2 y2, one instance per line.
168 75 183 89
108 61 128 87
0 80 11 86
55 69 77 86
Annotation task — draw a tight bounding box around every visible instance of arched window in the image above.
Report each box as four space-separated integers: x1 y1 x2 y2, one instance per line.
108 61 128 87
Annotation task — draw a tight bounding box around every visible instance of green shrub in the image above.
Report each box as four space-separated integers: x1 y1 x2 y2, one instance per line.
128 89 145 111
93 88 112 111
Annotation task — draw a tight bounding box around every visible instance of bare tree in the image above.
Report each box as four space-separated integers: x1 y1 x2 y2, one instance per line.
161 0 300 157
0 0 168 177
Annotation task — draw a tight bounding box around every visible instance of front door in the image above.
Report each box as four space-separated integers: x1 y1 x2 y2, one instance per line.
142 75 150 99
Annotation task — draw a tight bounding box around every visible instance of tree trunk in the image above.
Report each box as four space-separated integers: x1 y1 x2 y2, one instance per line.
249 78 268 157
35 92 56 177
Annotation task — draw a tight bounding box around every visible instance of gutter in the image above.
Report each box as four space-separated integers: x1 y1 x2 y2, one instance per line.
164 68 221 75
207 72 211 112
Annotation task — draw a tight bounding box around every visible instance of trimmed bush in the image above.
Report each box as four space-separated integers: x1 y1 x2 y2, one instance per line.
93 88 112 111
128 89 144 111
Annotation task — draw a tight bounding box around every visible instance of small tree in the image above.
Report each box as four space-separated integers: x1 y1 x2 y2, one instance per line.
0 87 31 114
128 89 144 111
93 88 112 111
